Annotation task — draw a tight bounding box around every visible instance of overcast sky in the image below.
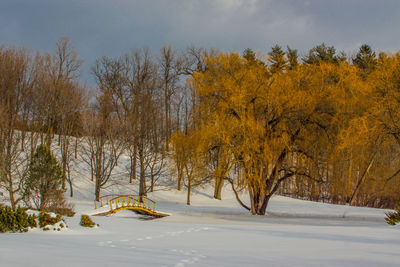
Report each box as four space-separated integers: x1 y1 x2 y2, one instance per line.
1 0 399 81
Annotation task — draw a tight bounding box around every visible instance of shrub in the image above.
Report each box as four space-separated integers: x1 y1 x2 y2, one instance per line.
38 212 61 228
27 214 38 228
42 190 75 217
80 215 95 228
385 210 400 225
0 205 37 233
385 199 400 225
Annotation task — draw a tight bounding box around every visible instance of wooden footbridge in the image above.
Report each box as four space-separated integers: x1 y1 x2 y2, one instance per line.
93 195 169 218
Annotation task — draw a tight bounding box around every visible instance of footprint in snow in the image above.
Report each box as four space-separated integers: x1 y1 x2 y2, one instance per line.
170 249 205 266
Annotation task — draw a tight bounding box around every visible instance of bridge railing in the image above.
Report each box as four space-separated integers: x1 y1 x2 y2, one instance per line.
94 195 156 212
94 194 119 209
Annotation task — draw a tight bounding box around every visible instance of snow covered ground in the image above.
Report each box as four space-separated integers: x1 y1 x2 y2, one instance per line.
1 148 400 266
1 178 400 267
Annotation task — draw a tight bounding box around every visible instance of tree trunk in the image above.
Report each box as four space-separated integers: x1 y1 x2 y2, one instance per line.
67 165 73 197
68 177 74 197
151 166 154 193
74 138 78 159
349 155 375 206
251 194 270 215
249 185 270 215
61 136 68 190
90 155 94 182
95 182 100 201
165 82 170 152
213 176 224 200
177 165 182 191
138 144 146 197
94 144 103 200
8 182 16 210
21 131 25 152
7 154 16 210
187 176 191 205
133 142 137 181
129 145 137 183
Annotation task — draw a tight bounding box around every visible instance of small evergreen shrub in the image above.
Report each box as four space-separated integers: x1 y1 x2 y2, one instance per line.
385 210 400 225
27 214 38 228
38 212 61 228
385 199 400 225
80 215 95 228
0 205 37 233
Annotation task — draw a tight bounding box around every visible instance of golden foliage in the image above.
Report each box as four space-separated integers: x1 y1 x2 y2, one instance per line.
172 51 400 214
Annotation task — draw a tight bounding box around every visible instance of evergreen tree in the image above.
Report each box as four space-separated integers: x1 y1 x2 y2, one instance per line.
352 44 377 74
243 48 257 62
23 144 65 210
286 46 298 70
243 48 265 66
303 43 338 65
337 51 348 63
268 45 287 73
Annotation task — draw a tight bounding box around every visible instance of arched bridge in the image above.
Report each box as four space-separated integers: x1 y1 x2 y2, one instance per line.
93 195 169 218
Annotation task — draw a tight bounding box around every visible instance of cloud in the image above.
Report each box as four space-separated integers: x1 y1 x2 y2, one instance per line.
1 0 399 82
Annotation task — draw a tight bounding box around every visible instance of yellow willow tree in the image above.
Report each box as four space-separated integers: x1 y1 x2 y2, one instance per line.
190 52 364 215
170 130 209 205
338 52 400 207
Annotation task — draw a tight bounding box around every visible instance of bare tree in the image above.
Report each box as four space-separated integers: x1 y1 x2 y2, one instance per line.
0 46 34 209
92 48 165 198
158 45 185 151
81 96 124 200
57 82 86 196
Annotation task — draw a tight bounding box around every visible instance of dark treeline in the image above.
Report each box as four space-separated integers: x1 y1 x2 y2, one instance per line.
1 38 400 215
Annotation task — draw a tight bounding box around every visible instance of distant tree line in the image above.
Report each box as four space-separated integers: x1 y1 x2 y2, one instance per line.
1 38 399 215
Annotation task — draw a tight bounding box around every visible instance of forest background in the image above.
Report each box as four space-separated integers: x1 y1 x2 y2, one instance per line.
1 38 400 216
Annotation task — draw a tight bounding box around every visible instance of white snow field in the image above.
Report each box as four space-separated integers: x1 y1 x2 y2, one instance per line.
1 151 400 266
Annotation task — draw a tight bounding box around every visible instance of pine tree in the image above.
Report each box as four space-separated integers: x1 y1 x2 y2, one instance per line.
303 43 338 65
286 46 298 70
352 44 377 75
243 48 264 66
243 48 257 62
268 45 287 73
23 144 65 210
